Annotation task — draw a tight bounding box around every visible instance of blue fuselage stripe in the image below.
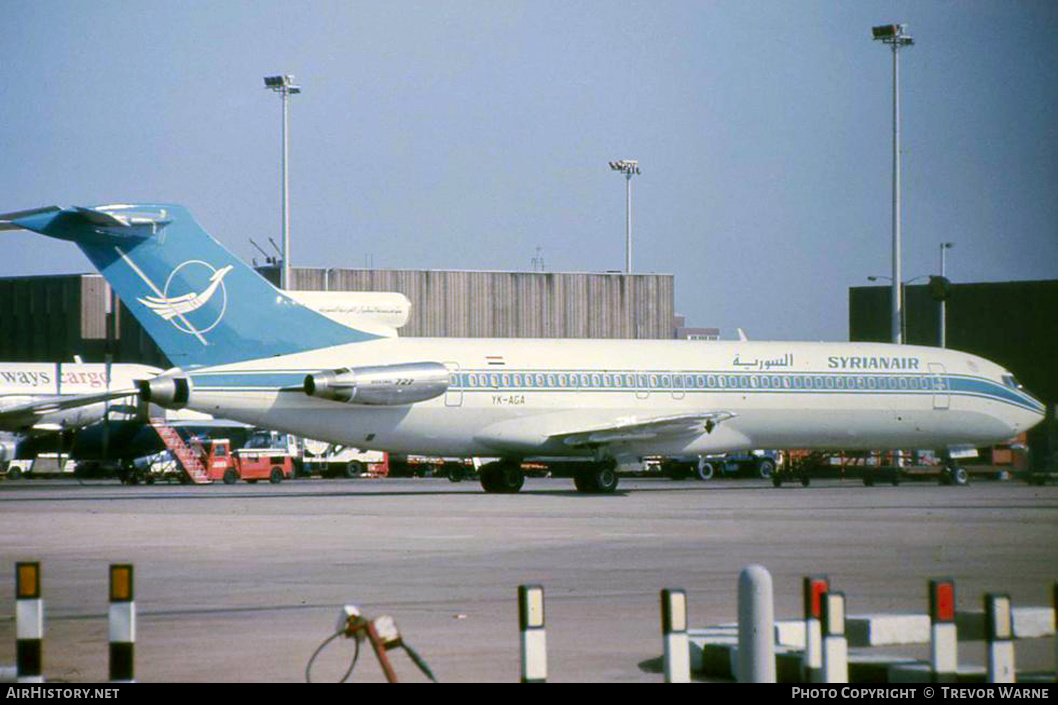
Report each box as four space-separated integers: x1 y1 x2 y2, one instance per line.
188 368 1044 415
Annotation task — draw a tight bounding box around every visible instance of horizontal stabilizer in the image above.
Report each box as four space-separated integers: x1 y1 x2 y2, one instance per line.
0 206 61 231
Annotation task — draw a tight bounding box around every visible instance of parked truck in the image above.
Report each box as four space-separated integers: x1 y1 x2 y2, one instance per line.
301 438 388 478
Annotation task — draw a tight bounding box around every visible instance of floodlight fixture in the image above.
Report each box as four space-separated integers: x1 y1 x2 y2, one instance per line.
872 24 914 46
609 159 640 175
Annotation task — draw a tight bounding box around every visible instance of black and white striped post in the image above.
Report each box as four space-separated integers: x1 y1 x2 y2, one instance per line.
518 584 547 683
661 588 690 683
109 564 135 682
985 593 1015 683
821 590 848 684
802 575 829 683
15 562 43 683
929 578 957 683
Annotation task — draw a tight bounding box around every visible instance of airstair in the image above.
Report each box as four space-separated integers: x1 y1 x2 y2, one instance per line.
148 418 211 484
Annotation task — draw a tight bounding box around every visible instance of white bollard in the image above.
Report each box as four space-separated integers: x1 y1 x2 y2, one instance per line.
985 593 1015 683
821 591 848 684
15 562 43 683
737 565 776 683
518 584 547 683
109 564 136 683
803 575 829 683
929 578 958 683
661 588 690 683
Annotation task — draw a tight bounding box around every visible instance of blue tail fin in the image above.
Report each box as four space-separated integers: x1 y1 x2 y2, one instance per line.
12 203 374 367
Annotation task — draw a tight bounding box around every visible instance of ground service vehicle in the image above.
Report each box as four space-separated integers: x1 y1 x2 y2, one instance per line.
302 438 388 478
659 450 783 481
207 438 293 484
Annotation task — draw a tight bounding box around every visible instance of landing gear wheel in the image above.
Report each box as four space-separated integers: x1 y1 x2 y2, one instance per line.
480 461 524 494
574 463 619 494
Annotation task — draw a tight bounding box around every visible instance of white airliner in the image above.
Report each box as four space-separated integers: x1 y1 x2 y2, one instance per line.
2 204 1045 493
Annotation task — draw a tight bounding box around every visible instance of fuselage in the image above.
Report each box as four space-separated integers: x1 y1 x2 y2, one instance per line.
173 338 1044 460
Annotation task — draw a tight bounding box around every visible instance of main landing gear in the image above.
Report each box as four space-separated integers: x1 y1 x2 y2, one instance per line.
479 458 621 494
572 459 620 494
479 459 525 494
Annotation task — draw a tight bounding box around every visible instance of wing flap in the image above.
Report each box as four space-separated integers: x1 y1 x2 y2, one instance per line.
553 411 737 448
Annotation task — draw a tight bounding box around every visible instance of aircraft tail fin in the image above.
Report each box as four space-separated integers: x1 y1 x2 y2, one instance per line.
7 204 373 367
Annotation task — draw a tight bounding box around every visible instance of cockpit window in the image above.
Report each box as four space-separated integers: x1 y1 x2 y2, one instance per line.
1002 373 1043 405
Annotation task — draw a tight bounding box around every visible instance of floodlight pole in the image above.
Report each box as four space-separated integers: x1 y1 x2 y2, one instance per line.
264 75 301 290
873 24 913 345
609 160 640 273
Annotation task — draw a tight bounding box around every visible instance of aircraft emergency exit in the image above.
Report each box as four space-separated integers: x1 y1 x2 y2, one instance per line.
3 204 1045 493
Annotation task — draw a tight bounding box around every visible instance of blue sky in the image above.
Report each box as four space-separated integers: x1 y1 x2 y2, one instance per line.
3 0 1056 341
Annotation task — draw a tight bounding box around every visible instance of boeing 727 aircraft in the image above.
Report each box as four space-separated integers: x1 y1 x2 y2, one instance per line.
3 204 1045 493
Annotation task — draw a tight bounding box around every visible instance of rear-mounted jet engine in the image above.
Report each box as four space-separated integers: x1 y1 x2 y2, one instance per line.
304 362 450 406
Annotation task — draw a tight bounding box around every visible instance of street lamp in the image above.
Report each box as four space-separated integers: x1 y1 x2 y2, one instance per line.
938 242 954 348
868 274 925 343
872 23 914 344
264 74 302 290
609 159 640 273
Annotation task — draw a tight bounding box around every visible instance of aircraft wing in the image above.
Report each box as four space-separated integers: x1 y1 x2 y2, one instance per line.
551 411 737 448
475 410 738 454
0 388 140 431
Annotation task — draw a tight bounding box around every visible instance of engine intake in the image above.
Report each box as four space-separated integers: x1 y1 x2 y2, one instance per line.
137 375 190 409
304 362 450 406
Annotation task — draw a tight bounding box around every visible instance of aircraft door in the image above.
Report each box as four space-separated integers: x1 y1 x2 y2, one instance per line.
445 362 463 407
929 362 950 410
